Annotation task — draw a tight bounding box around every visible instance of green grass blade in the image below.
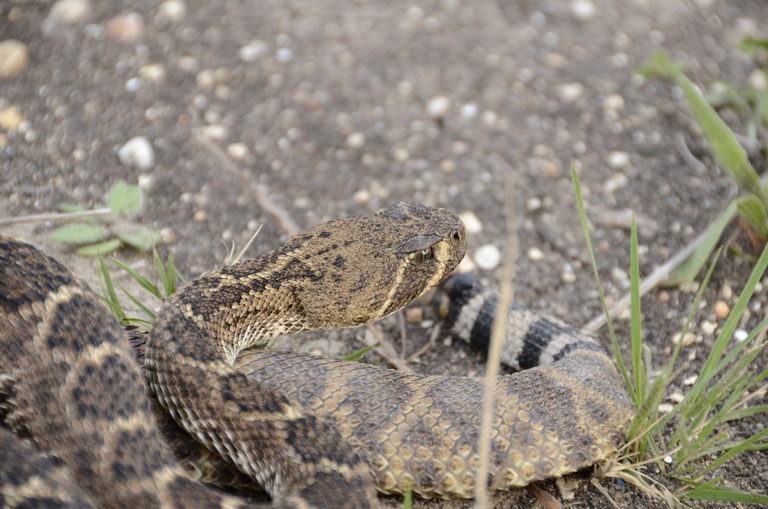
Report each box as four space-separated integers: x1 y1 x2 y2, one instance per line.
111 258 162 300
665 202 736 286
120 287 157 320
571 163 632 397
98 255 126 322
629 214 645 402
698 428 768 477
342 344 375 361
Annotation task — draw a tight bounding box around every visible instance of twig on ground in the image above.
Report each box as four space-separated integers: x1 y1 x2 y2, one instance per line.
526 484 563 509
196 135 301 237
676 133 708 174
363 323 412 373
407 324 441 362
398 311 408 359
0 208 112 225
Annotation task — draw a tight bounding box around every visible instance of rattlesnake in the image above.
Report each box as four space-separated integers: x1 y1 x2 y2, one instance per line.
0 202 634 508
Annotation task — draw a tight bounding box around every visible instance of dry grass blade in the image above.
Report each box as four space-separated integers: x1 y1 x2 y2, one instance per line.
0 208 112 225
473 173 518 509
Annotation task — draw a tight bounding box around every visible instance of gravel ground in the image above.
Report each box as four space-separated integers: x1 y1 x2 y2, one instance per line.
1 0 767 507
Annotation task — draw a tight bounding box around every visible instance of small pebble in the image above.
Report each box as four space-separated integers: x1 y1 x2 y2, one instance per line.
118 136 154 169
393 147 410 162
353 189 371 204
458 211 482 234
603 93 625 112
658 404 674 414
545 52 567 69
672 331 695 347
405 306 424 323
426 95 451 118
460 104 477 119
668 392 685 403
482 110 498 126
663 455 673 464
49 0 91 24
475 244 501 270
700 320 717 335
276 48 293 63
720 284 733 300
570 0 596 20
603 172 628 193
138 63 166 83
611 53 629 68
137 173 154 190
0 40 29 78
556 82 584 102
439 159 456 173
610 266 628 284
105 13 144 43
226 142 249 160
178 56 199 72
733 329 748 342
458 256 476 273
561 264 577 283
527 247 544 261
749 69 767 91
526 197 542 210
606 151 630 168
0 106 23 129
201 124 228 140
420 320 434 329
714 300 730 319
158 0 186 22
346 132 365 149
683 375 698 386
72 148 87 161
193 210 207 222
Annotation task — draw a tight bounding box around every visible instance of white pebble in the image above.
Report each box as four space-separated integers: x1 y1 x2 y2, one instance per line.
734 329 749 342
178 56 198 72
475 244 501 270
201 124 228 140
481 110 498 125
460 104 477 119
276 48 293 63
526 197 542 210
49 0 92 24
118 136 154 169
561 264 577 283
346 132 366 149
0 40 29 78
124 77 142 92
683 375 698 386
603 93 625 112
393 147 410 162
556 82 584 102
663 455 674 463
239 40 267 62
672 331 695 347
458 211 483 234
226 142 249 160
658 404 674 414
353 189 371 204
527 247 544 261
426 95 451 118
158 0 186 22
607 151 630 168
193 210 207 222
137 173 154 190
700 320 717 335
610 266 628 283
138 63 165 83
603 172 628 193
749 69 767 91
570 0 595 20
668 392 685 403
458 256 476 273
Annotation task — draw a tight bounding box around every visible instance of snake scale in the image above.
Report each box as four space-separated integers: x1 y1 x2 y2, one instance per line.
0 202 634 508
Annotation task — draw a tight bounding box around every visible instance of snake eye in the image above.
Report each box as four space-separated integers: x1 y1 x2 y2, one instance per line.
412 247 433 263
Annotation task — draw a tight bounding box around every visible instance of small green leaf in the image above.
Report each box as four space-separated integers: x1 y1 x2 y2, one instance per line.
636 49 687 79
738 35 768 55
342 344 375 361
50 223 111 244
118 228 160 252
75 239 123 256
736 196 768 237
107 181 144 217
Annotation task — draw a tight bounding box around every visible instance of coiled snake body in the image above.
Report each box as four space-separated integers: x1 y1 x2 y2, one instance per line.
0 202 633 508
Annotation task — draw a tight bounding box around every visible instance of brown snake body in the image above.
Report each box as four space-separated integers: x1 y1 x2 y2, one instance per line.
0 202 634 508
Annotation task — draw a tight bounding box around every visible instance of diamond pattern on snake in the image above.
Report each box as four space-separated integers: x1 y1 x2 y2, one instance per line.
0 202 633 508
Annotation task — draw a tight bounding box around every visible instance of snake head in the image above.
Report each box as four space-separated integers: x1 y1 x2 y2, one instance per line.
293 202 467 329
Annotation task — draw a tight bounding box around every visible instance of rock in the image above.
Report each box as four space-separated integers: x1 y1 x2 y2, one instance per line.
118 136 154 169
527 247 544 261
106 13 144 43
346 132 366 149
606 151 630 168
0 40 29 78
474 244 501 270
158 0 186 22
49 0 92 24
570 0 596 20
556 82 584 102
458 211 483 234
426 95 451 118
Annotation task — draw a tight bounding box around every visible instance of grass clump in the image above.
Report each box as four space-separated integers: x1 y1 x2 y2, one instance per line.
572 163 768 504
